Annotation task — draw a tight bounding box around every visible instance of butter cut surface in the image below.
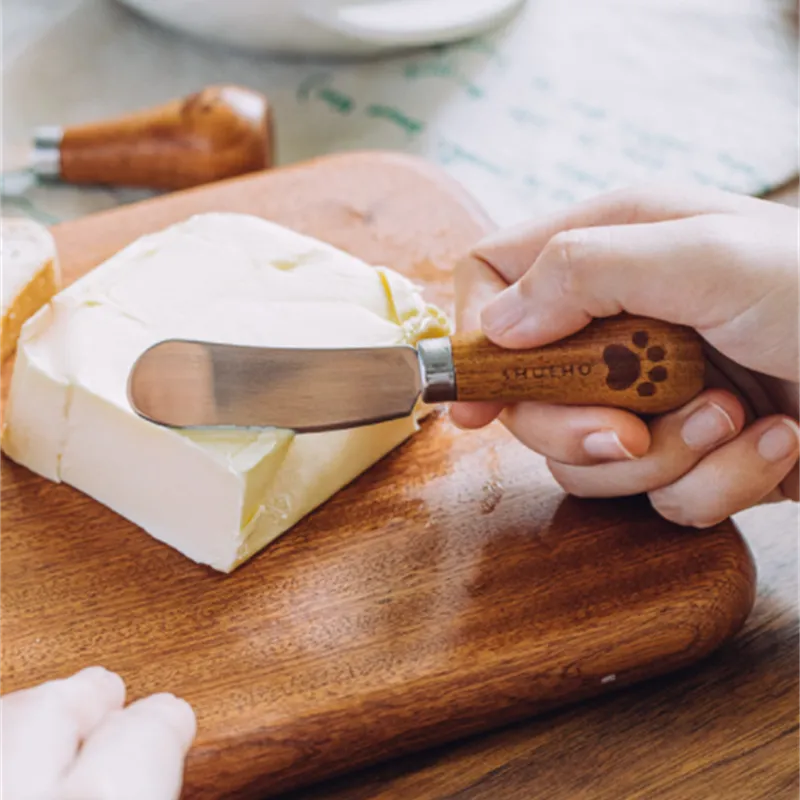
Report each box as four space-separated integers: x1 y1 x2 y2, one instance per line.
1 217 60 361
2 213 450 572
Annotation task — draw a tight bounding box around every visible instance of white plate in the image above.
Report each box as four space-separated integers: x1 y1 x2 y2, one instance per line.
115 0 527 56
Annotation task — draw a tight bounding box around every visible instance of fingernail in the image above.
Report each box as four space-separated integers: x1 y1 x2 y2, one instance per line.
583 430 636 461
74 666 126 703
145 693 197 740
480 283 525 337
758 419 800 462
681 402 736 451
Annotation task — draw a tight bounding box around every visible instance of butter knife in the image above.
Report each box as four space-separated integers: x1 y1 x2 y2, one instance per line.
128 315 705 433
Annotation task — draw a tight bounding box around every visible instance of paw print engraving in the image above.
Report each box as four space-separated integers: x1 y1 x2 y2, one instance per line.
603 331 667 396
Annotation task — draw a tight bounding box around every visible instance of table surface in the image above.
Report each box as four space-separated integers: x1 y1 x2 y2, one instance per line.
3 3 797 791
276 183 800 800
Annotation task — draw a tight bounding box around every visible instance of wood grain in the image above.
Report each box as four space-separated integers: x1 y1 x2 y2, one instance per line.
1 153 757 799
449 317 704 413
276 504 798 800
59 84 272 190
276 180 800 800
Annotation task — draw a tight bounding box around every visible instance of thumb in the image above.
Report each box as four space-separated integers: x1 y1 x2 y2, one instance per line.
478 214 775 359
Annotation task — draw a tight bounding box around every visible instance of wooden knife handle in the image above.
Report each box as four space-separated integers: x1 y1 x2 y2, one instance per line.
450 315 705 414
58 85 273 190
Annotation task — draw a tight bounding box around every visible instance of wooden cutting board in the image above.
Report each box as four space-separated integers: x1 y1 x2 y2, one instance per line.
1 153 756 800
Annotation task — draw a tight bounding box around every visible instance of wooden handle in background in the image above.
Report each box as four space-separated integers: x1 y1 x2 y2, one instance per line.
58 85 273 190
450 315 705 414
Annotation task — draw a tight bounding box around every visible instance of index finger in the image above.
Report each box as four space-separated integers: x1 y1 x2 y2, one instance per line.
450 255 507 429
450 256 653 458
472 184 782 285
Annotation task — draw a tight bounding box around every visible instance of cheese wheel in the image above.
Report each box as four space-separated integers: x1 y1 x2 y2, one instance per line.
1 217 60 361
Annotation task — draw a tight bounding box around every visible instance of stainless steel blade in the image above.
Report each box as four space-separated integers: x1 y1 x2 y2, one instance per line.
128 339 423 433
0 168 36 197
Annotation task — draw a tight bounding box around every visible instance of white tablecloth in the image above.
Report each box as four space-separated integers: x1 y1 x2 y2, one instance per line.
2 0 798 226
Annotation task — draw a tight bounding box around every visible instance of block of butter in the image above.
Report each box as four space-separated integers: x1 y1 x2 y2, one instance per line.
2 213 450 572
1 217 60 362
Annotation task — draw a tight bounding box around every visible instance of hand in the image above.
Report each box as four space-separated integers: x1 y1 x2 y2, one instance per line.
451 185 799 527
1 666 196 800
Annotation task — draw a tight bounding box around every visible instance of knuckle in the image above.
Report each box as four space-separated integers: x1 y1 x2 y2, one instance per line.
609 184 664 221
604 182 690 224
548 229 588 269
539 229 593 299
543 227 623 317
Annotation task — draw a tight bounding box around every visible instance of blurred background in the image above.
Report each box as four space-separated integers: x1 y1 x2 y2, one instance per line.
2 0 798 225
